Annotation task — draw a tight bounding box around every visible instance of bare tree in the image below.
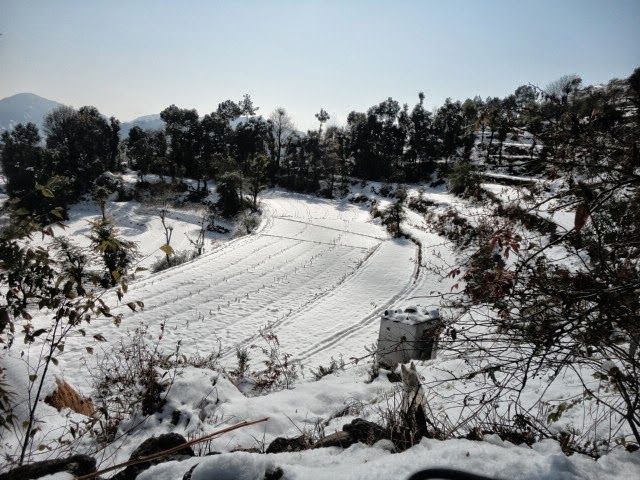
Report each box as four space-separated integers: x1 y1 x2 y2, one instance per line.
268 108 295 177
545 74 582 104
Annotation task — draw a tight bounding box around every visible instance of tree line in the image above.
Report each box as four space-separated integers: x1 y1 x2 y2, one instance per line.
0 74 605 215
1 67 639 460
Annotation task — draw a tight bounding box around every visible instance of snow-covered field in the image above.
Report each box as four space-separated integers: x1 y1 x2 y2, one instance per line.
4 184 640 479
46 188 454 382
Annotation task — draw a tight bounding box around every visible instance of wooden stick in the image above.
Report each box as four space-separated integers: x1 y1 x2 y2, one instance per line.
75 417 269 480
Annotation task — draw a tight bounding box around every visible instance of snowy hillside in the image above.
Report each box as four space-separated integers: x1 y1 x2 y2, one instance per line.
26 186 447 382
3 174 640 479
120 114 164 137
0 93 64 134
0 93 164 138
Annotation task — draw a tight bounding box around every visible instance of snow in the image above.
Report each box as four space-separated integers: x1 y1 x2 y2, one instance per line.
41 189 430 385
3 177 639 479
137 435 640 480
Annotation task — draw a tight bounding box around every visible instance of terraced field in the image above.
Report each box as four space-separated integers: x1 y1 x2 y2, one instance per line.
56 191 449 382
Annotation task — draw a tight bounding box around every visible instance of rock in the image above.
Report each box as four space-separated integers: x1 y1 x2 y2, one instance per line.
45 377 95 417
312 431 354 449
265 435 309 454
0 454 96 480
265 466 284 479
342 418 386 445
386 371 402 383
112 432 195 480
182 463 199 480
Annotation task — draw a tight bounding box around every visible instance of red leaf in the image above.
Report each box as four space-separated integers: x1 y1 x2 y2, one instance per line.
574 204 590 232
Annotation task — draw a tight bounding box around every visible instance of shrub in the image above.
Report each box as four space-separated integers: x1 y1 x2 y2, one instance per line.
89 323 177 443
448 161 481 197
249 329 299 394
380 201 406 237
407 196 435 214
216 172 243 217
310 356 345 381
151 250 195 273
379 184 393 197
349 193 370 204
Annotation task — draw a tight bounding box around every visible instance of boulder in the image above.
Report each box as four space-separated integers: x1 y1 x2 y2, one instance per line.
265 435 309 454
112 432 194 480
342 418 386 445
0 454 96 480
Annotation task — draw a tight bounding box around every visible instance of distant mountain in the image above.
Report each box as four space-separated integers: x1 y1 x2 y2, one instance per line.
0 93 64 135
120 114 164 138
0 93 166 139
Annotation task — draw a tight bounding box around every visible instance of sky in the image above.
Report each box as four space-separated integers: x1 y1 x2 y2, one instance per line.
1 0 639 130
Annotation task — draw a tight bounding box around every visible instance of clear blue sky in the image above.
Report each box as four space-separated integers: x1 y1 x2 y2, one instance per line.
1 0 638 130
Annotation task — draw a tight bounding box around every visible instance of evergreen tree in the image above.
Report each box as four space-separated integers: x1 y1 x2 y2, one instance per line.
381 201 406 237
0 123 44 201
108 116 121 171
239 94 258 123
315 108 330 135
160 105 202 182
433 98 463 160
245 153 270 209
216 171 244 217
235 117 269 174
216 99 243 123
408 92 437 176
43 105 114 197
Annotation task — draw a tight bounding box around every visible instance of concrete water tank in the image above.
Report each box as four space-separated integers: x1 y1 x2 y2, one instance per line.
376 306 442 368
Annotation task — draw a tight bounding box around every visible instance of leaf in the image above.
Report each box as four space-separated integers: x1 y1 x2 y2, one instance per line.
85 347 94 354
450 283 459 292
32 328 47 338
136 301 144 310
93 334 107 342
14 208 31 216
50 357 59 366
50 209 64 219
36 183 55 198
160 244 174 256
97 298 109 310
574 204 590 232
448 269 460 278
28 374 37 382
126 302 137 312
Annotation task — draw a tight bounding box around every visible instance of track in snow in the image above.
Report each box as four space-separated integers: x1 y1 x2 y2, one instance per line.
61 191 440 380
